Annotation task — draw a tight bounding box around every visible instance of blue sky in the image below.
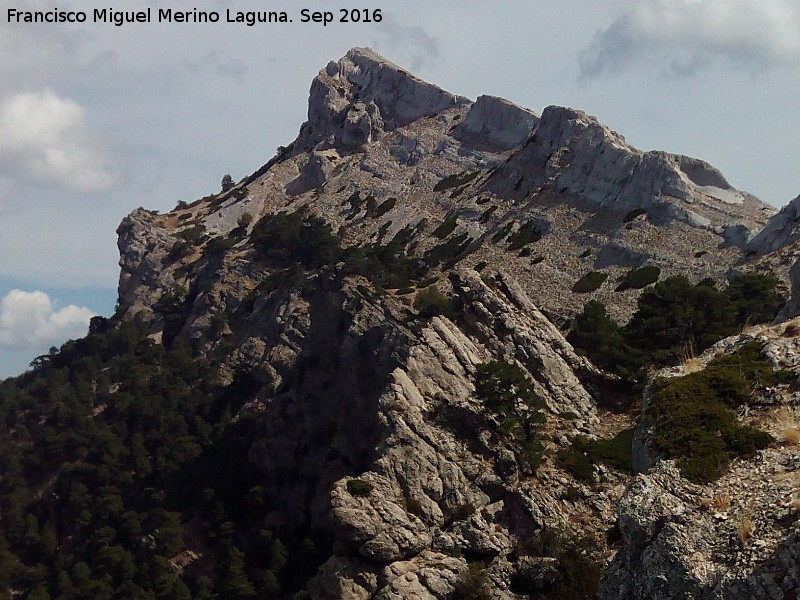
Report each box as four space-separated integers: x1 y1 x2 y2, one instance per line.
1 0 799 377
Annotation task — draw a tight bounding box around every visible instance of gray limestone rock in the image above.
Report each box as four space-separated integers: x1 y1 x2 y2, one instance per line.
749 193 800 255
296 47 470 153
453 94 539 151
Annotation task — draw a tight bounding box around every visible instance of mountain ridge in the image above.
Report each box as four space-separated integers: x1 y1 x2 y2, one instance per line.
2 47 800 600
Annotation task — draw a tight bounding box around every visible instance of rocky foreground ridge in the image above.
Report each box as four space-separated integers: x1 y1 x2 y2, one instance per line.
50 48 800 598
110 47 800 599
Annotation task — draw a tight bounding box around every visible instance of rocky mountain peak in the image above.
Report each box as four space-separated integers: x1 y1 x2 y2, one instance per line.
452 94 539 151
748 193 800 255
12 48 800 600
488 103 772 238
295 47 470 153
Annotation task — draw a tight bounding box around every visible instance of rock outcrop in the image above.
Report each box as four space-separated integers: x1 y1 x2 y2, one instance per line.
109 47 797 599
295 47 470 153
488 106 769 235
603 325 800 600
749 193 800 256
453 94 539 151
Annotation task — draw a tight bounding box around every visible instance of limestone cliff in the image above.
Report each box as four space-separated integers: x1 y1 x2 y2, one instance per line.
110 48 798 599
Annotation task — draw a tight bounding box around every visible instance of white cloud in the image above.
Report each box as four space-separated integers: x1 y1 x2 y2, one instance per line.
0 90 118 193
581 0 800 77
0 289 95 349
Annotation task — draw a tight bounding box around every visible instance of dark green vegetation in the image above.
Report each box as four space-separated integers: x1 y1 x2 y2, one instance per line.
615 265 661 291
452 563 492 600
567 301 640 381
648 341 790 483
432 212 459 239
371 197 396 219
506 221 544 251
558 428 634 483
248 209 479 292
491 222 514 244
474 361 545 472
572 272 608 294
511 528 603 600
0 319 329 598
413 287 457 319
250 211 427 290
424 233 477 268
433 171 479 192
346 479 374 498
569 274 786 381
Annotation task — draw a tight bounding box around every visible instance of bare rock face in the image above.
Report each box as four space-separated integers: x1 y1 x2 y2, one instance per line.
453 94 539 151
489 105 770 235
116 208 176 319
780 256 800 319
599 463 710 600
749 193 800 255
604 326 800 600
296 47 469 153
110 47 794 599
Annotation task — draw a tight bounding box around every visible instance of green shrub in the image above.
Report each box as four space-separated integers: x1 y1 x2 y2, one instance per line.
568 300 642 380
343 191 362 212
251 211 340 269
433 171 479 192
572 271 608 293
414 288 456 319
572 274 786 380
480 206 497 223
475 361 546 472
624 276 735 367
237 212 253 228
725 272 785 324
371 197 396 219
648 341 786 483
416 276 439 289
491 222 514 244
432 212 459 239
507 221 543 250
558 428 634 483
205 235 237 258
424 233 474 267
515 529 602 600
346 479 374 498
341 229 427 290
177 223 207 244
452 563 492 600
615 265 661 291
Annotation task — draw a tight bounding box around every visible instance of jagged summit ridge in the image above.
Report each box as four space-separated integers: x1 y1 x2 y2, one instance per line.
295 47 470 152
100 48 800 600
490 105 771 236
286 48 772 241
453 94 539 151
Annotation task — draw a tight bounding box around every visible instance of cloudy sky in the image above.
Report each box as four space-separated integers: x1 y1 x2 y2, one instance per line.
1 0 799 377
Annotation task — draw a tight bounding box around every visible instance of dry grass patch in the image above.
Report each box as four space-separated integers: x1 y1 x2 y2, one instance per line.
775 407 800 446
735 512 755 545
709 491 731 513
